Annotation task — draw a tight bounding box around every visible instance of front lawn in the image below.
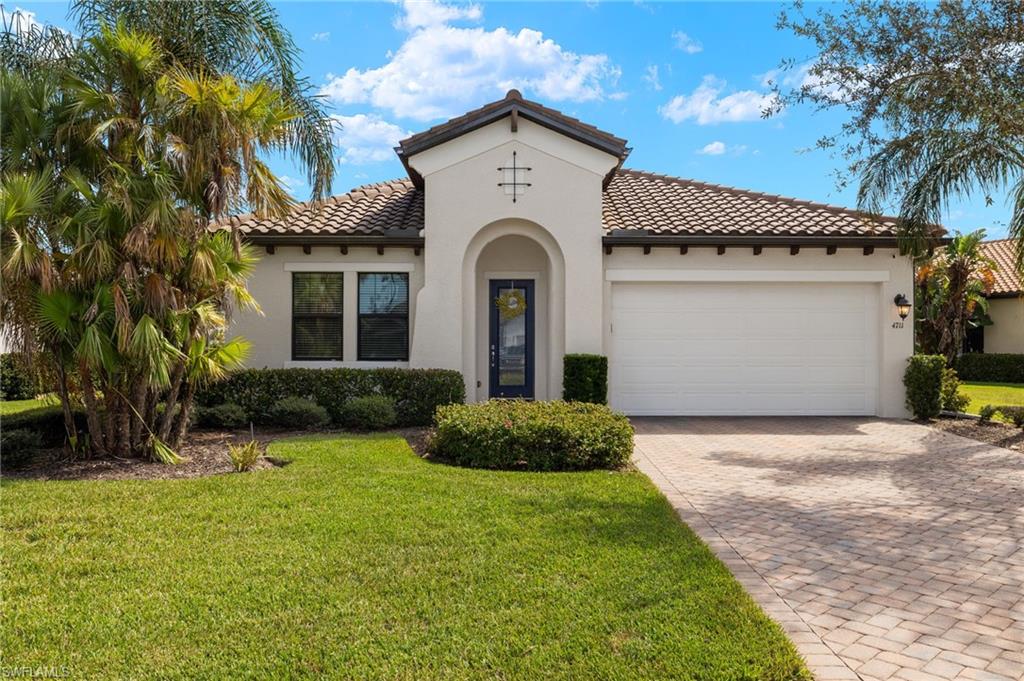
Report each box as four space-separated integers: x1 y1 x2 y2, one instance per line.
0 395 56 416
961 381 1024 415
2 435 808 680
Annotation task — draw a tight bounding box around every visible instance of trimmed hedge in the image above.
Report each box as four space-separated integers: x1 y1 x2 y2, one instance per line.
337 395 397 431
1 353 36 401
269 396 329 429
2 406 87 448
563 353 608 404
904 355 946 419
195 402 248 429
2 428 42 468
197 368 464 427
429 400 634 471
956 353 1024 384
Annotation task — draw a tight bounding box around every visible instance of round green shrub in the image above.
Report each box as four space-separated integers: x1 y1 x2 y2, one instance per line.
337 395 397 431
429 400 634 471
940 367 970 413
978 405 997 422
197 402 248 429
2 428 43 468
269 396 329 429
904 355 945 419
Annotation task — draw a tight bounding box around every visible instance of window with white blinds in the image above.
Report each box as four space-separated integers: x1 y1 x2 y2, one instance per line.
292 272 344 360
358 273 409 361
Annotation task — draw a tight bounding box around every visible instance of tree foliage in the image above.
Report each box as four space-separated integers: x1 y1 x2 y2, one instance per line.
0 4 335 459
772 1 1024 263
914 230 995 363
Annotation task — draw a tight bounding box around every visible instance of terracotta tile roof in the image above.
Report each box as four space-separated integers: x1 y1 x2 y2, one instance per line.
603 169 901 239
223 169 918 242
219 179 421 237
981 239 1022 296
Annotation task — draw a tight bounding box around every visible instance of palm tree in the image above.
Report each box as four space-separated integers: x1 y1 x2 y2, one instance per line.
1 9 334 460
69 0 334 202
914 231 996 363
858 128 1024 269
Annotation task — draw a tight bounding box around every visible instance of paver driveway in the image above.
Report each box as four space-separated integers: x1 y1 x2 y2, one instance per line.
633 417 1024 681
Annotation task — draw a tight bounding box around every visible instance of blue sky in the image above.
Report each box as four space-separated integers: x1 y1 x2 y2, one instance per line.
12 1 1011 237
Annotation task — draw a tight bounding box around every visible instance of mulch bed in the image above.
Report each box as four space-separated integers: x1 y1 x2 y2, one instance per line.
932 416 1024 454
3 427 431 482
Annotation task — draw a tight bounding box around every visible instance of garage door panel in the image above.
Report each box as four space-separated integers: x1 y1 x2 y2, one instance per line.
609 282 878 415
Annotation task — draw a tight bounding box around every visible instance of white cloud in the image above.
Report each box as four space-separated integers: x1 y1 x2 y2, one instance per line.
1 6 44 35
278 175 308 195
697 141 750 156
332 113 411 165
660 75 776 125
396 0 482 31
697 141 725 155
311 31 330 42
321 0 620 121
672 30 702 54
643 64 662 91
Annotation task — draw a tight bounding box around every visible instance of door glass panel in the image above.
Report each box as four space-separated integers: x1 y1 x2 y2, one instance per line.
497 286 527 387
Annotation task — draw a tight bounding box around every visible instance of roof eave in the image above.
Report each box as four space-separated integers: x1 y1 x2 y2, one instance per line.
602 233 909 248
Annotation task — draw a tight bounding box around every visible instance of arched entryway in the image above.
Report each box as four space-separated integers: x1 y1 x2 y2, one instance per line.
462 221 565 402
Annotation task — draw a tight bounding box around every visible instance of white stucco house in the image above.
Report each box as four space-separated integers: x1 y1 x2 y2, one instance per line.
223 90 921 417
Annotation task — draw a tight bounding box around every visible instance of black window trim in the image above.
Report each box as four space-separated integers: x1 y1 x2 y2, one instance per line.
357 272 410 362
291 271 344 361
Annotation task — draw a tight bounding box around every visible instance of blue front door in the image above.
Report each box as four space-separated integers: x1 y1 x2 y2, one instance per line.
489 280 535 399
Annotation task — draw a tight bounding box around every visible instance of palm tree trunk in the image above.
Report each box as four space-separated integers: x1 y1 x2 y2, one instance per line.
171 380 196 449
115 379 134 458
129 379 149 453
158 359 187 441
54 362 78 451
78 364 107 456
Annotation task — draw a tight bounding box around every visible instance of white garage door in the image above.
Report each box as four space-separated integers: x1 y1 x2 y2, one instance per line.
609 282 879 415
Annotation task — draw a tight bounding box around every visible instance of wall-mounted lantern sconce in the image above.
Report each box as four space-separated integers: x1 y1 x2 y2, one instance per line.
894 293 912 320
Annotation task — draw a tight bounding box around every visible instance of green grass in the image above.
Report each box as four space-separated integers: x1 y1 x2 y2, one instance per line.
2 435 808 680
960 382 1024 415
0 395 56 416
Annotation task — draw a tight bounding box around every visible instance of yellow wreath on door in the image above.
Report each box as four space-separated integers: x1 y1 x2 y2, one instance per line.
495 289 527 321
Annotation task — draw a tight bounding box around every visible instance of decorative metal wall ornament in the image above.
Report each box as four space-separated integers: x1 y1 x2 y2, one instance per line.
494 289 527 320
497 150 531 203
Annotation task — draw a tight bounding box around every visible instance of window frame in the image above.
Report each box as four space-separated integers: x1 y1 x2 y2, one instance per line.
291 271 344 361
357 272 410 362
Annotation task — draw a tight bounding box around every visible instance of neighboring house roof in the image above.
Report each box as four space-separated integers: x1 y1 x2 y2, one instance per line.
224 169 907 245
981 239 1022 297
395 89 630 189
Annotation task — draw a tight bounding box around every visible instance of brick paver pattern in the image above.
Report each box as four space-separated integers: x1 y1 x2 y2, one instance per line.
632 417 1023 681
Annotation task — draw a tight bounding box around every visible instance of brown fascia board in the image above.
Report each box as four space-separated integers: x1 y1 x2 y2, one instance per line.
986 291 1023 299
243 234 425 248
602 233 910 248
396 101 629 189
